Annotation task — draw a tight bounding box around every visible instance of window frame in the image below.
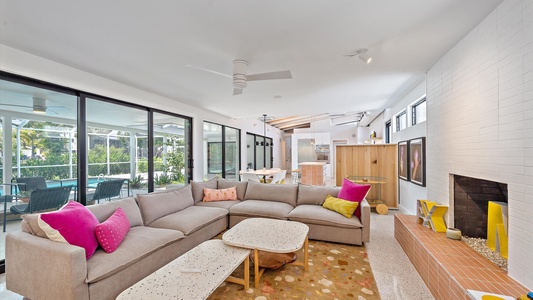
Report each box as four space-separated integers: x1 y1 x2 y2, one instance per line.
411 97 426 125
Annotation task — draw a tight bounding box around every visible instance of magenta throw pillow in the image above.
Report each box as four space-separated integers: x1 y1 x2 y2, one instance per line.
337 178 371 219
38 201 100 259
95 207 130 253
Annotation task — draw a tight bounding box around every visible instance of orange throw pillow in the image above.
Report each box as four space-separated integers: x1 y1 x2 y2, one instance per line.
203 187 238 202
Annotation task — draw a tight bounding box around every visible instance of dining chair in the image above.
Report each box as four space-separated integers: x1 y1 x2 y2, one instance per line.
240 173 261 183
269 170 287 184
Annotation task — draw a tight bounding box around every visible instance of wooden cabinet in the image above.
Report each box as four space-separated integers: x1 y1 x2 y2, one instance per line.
335 144 398 209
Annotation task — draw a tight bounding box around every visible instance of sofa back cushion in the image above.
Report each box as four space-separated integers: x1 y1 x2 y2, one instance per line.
217 177 247 200
137 185 194 225
244 181 298 207
87 197 143 227
297 184 341 205
190 177 217 203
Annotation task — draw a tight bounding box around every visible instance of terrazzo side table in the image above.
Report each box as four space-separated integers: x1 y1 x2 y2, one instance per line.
222 218 309 288
116 240 250 300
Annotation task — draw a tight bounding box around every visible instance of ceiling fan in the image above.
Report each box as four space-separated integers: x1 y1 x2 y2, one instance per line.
0 97 66 115
187 59 292 95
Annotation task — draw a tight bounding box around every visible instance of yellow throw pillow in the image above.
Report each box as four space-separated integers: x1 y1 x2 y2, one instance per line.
203 186 238 202
322 195 359 218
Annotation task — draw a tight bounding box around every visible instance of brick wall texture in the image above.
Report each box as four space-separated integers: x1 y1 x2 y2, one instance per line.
426 0 533 288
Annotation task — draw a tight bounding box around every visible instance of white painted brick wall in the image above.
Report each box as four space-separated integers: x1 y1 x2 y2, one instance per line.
426 0 532 289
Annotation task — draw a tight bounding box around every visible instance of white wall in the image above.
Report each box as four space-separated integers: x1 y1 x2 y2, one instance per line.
371 81 427 214
425 0 532 288
0 45 283 181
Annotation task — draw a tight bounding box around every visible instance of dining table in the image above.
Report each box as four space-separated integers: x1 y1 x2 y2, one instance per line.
240 169 284 183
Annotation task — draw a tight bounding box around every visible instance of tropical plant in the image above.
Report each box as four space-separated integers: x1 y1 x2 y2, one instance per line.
130 175 144 189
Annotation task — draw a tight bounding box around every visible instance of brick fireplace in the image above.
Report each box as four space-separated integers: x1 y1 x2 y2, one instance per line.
452 175 508 238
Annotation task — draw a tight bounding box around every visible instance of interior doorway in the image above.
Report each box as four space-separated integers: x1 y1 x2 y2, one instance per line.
331 140 348 183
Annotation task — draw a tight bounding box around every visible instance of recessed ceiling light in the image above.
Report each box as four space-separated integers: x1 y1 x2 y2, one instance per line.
273 95 282 99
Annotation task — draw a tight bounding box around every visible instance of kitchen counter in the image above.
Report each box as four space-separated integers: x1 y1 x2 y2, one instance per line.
298 162 326 185
298 162 327 166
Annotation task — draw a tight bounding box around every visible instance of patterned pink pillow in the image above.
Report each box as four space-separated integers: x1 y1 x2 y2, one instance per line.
95 208 130 253
38 201 99 259
337 178 371 219
203 187 238 202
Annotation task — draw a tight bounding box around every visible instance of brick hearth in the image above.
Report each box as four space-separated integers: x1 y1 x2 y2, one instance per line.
394 214 527 300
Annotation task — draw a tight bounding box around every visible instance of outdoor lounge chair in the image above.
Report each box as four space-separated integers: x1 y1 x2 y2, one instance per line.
9 185 72 216
15 176 47 192
90 179 127 204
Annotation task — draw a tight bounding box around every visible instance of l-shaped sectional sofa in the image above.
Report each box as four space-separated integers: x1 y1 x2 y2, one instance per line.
6 178 370 300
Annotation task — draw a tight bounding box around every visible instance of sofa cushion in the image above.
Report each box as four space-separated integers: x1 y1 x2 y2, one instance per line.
229 200 294 219
297 184 341 205
87 197 144 227
195 200 241 210
38 201 100 259
287 205 363 229
217 178 247 200
137 185 193 225
337 178 371 219
147 206 228 235
86 226 185 283
95 208 130 253
203 187 237 201
244 181 298 207
322 195 359 218
190 177 218 203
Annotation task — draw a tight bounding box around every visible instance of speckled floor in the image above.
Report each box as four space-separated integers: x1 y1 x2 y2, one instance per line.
0 210 434 300
366 211 434 300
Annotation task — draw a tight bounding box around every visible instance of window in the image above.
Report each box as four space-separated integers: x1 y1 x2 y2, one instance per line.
203 122 240 180
385 120 392 143
412 98 426 125
246 133 272 171
396 110 407 132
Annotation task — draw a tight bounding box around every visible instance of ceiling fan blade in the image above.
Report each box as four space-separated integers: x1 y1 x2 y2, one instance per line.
0 103 33 109
247 70 292 81
185 65 232 78
233 88 243 96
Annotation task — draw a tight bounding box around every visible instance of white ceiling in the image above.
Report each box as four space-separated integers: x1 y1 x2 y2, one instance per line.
0 0 502 121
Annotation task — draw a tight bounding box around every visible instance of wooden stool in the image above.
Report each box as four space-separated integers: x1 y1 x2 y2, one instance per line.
376 204 388 215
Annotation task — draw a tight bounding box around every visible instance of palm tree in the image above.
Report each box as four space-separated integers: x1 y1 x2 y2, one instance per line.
19 129 45 159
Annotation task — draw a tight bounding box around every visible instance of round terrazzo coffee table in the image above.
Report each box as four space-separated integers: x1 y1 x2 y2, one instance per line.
222 218 309 288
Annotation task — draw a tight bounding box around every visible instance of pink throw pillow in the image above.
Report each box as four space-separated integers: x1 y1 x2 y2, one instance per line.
38 201 100 259
95 207 130 253
337 178 371 219
203 187 238 202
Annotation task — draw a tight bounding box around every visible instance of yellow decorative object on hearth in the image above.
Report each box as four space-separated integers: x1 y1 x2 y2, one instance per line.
416 199 448 232
487 201 508 259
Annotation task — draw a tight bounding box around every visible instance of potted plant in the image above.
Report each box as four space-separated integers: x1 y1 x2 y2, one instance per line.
18 190 34 203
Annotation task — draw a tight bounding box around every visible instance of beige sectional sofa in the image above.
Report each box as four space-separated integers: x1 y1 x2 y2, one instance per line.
6 178 369 300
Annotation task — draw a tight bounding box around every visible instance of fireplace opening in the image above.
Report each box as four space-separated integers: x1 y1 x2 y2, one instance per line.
452 175 508 239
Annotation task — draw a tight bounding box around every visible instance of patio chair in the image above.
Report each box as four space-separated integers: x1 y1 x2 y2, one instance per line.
90 179 127 204
10 186 72 216
15 176 48 193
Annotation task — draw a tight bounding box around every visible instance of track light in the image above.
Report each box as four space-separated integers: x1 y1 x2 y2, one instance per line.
359 53 372 64
355 48 372 64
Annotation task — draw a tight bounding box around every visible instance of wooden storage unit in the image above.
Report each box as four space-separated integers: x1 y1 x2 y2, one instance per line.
335 144 398 209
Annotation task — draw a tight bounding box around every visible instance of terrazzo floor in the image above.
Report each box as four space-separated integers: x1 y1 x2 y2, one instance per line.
0 210 434 300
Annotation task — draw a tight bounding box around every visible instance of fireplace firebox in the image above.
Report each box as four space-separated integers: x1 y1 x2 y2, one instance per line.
452 175 507 238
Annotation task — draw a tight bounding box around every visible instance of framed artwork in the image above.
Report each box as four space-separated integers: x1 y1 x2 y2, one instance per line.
409 137 426 186
398 141 409 181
